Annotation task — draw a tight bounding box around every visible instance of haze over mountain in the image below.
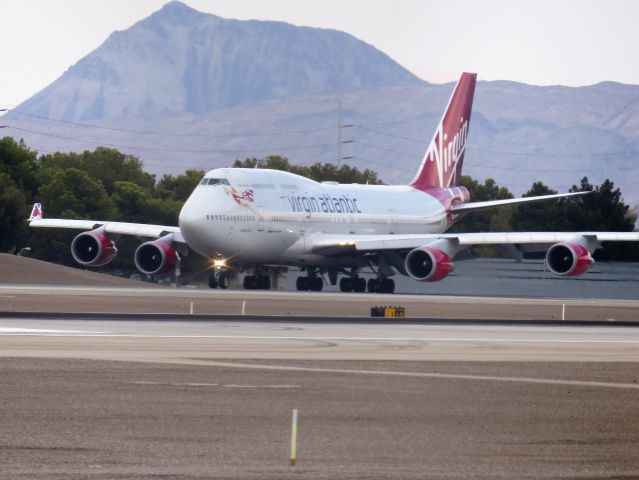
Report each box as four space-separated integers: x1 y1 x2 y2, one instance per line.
4 1 639 210
16 1 420 121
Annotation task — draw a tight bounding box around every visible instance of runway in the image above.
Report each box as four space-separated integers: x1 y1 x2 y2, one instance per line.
1 315 639 363
1 315 639 478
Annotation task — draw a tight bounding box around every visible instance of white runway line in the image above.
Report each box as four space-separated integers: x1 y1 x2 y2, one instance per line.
203 361 639 391
126 381 298 389
1 331 639 344
0 327 105 334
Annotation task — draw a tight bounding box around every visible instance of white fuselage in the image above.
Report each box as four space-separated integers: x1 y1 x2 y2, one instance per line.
178 168 450 266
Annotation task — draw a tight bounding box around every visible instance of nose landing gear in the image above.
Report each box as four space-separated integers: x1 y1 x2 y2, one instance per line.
208 270 230 289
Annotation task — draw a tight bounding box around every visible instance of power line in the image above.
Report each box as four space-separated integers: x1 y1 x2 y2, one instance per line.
351 140 420 158
467 146 639 158
354 123 639 158
5 108 639 160
348 155 414 173
3 125 336 154
463 162 619 173
3 109 335 138
353 124 426 144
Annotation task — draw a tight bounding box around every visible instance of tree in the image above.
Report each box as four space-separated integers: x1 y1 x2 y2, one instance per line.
112 181 181 225
509 181 566 231
567 178 638 260
38 148 154 196
0 137 39 252
0 137 39 196
39 168 116 220
0 172 29 252
450 176 514 233
157 169 205 203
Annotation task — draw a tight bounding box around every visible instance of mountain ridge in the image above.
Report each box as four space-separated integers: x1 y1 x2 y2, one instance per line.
16 1 421 122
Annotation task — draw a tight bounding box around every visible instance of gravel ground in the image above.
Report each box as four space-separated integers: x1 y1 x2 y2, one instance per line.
0 254 157 287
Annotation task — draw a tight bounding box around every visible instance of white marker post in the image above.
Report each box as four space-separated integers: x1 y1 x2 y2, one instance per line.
290 409 298 466
190 302 194 315
242 300 246 316
562 304 566 321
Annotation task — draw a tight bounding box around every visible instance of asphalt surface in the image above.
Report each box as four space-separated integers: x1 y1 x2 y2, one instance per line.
0 318 639 478
1 318 639 362
1 356 639 479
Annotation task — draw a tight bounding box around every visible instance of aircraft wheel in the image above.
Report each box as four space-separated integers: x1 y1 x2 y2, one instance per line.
208 274 218 289
296 276 310 291
367 278 380 293
353 276 366 293
380 278 395 294
257 275 270 290
339 277 353 292
218 272 230 289
244 275 257 290
310 276 323 291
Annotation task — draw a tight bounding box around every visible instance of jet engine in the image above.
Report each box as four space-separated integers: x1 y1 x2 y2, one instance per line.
404 246 454 282
71 230 117 267
134 239 178 275
545 241 593 277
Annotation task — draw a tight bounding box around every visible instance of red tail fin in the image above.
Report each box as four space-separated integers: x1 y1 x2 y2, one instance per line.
410 72 476 190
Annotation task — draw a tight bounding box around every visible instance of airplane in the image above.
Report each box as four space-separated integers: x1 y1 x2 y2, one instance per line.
28 72 639 293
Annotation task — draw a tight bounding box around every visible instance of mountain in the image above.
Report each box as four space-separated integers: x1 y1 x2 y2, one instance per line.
15 1 421 121
4 1 639 211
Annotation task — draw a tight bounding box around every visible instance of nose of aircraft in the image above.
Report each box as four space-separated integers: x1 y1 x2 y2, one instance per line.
178 195 208 256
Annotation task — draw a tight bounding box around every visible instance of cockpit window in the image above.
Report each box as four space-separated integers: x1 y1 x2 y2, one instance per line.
201 178 230 186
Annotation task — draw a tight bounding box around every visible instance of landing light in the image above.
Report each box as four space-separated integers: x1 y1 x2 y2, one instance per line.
210 257 228 270
339 241 355 246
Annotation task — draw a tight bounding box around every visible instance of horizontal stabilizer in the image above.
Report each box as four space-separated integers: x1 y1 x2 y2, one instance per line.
450 191 589 214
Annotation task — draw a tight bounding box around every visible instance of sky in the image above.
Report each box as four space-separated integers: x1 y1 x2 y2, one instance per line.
1 0 639 108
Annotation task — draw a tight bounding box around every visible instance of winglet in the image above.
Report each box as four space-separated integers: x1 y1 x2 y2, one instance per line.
28 203 43 221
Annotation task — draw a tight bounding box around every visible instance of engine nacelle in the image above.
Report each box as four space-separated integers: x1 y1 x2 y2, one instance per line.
404 247 454 282
134 240 178 275
545 241 594 277
71 230 117 267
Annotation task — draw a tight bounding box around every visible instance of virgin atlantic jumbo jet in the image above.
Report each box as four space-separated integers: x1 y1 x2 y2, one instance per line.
29 73 639 293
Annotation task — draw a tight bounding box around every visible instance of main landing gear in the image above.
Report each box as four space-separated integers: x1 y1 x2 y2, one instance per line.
296 275 323 291
339 275 395 293
208 270 230 289
338 275 366 293
366 277 395 294
243 274 271 290
296 268 324 291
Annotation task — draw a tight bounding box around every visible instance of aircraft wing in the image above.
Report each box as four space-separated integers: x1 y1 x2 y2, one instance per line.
307 231 639 255
29 218 185 243
450 191 588 214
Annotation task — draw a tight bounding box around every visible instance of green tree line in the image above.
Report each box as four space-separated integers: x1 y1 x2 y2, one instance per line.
1 136 637 269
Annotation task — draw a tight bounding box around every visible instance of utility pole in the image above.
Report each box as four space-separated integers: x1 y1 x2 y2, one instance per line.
337 101 353 168
337 101 342 166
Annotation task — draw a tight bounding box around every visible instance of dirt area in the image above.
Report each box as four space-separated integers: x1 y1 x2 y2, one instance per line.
0 358 638 479
0 253 157 287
